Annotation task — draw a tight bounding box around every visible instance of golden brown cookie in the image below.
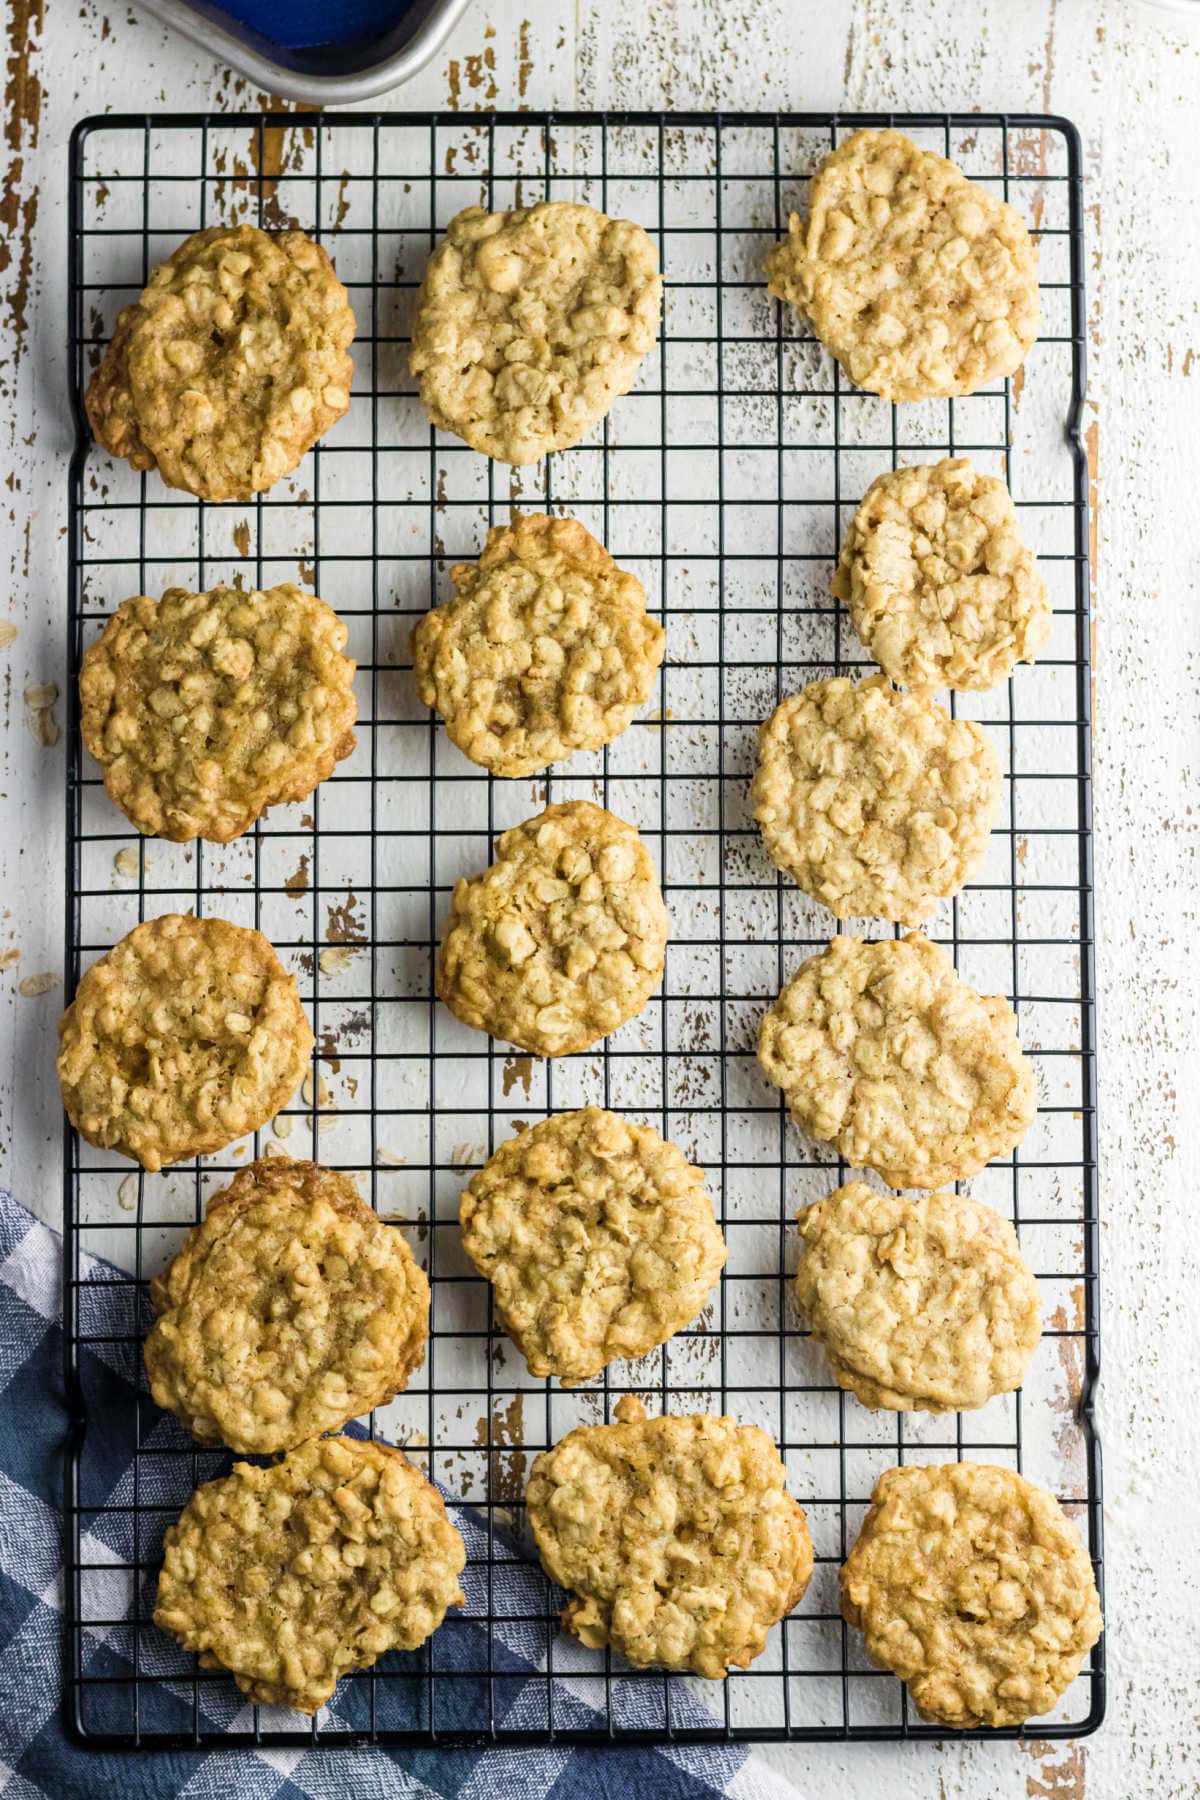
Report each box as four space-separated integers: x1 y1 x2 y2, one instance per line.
794 1181 1041 1411
768 129 1039 400
526 1395 813 1677
410 201 662 464
154 1434 466 1714
57 913 313 1171
436 800 668 1057
832 459 1051 692
412 513 664 778
751 674 1001 924
841 1461 1102 1727
80 583 357 843
86 224 354 501
459 1108 725 1386
145 1157 429 1452
758 933 1036 1189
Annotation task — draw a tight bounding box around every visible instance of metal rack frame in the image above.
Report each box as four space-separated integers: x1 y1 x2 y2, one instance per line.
62 110 1103 1749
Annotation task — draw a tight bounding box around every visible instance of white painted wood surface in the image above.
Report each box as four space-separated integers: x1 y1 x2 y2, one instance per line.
1 0 1197 1793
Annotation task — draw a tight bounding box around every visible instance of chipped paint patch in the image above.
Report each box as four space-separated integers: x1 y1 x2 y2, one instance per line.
325 888 366 942
284 853 310 897
501 1054 533 1097
1023 1738 1087 1800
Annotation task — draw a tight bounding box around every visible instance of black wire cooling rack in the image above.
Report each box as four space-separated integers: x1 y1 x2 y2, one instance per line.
62 111 1103 1749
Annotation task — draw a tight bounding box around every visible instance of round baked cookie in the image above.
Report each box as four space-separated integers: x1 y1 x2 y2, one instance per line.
85 224 355 502
154 1434 466 1714
460 1108 725 1386
436 800 668 1057
751 674 1001 924
795 1181 1041 1412
758 933 1036 1189
526 1395 813 1677
412 512 665 778
832 459 1051 692
57 913 313 1171
767 129 1040 401
841 1461 1102 1728
145 1157 429 1452
409 200 662 464
81 583 357 843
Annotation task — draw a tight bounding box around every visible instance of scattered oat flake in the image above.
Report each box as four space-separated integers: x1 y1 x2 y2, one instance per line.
19 972 59 997
0 948 19 971
317 1113 338 1134
23 682 57 708
0 621 17 649
377 1148 407 1165
300 1070 331 1109
272 1112 294 1138
319 944 355 975
263 1140 286 1157
26 706 62 748
114 848 141 878
117 1174 138 1211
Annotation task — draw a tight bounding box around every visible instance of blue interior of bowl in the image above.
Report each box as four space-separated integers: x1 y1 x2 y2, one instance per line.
205 0 412 50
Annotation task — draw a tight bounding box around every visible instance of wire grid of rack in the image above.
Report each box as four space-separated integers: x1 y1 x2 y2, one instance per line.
63 111 1102 1749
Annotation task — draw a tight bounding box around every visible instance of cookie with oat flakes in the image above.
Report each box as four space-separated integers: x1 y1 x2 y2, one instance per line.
841 1461 1102 1727
526 1395 813 1677
410 200 662 464
794 1180 1041 1412
767 129 1039 401
145 1156 429 1454
154 1434 465 1714
751 673 1002 924
459 1108 725 1386
758 932 1035 1189
80 582 357 843
85 224 354 501
57 913 313 1171
436 800 668 1058
411 512 664 778
831 459 1050 692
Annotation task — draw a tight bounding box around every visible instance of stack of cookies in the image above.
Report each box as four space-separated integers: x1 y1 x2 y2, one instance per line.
62 129 1099 1727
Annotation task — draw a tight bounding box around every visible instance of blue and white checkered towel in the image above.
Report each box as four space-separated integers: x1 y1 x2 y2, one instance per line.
0 1186 802 1798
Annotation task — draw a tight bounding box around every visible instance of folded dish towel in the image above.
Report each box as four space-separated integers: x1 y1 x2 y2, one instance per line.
0 1184 801 1798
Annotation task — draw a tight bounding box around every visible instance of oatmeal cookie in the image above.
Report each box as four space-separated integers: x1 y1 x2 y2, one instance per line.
795 1181 1041 1412
767 129 1039 401
80 583 357 842
412 512 665 778
758 933 1035 1189
832 459 1051 691
751 674 1001 924
57 913 313 1171
460 1108 725 1386
85 224 355 502
841 1461 1102 1728
410 201 662 464
436 801 668 1057
145 1157 429 1453
526 1395 813 1677
154 1434 466 1713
